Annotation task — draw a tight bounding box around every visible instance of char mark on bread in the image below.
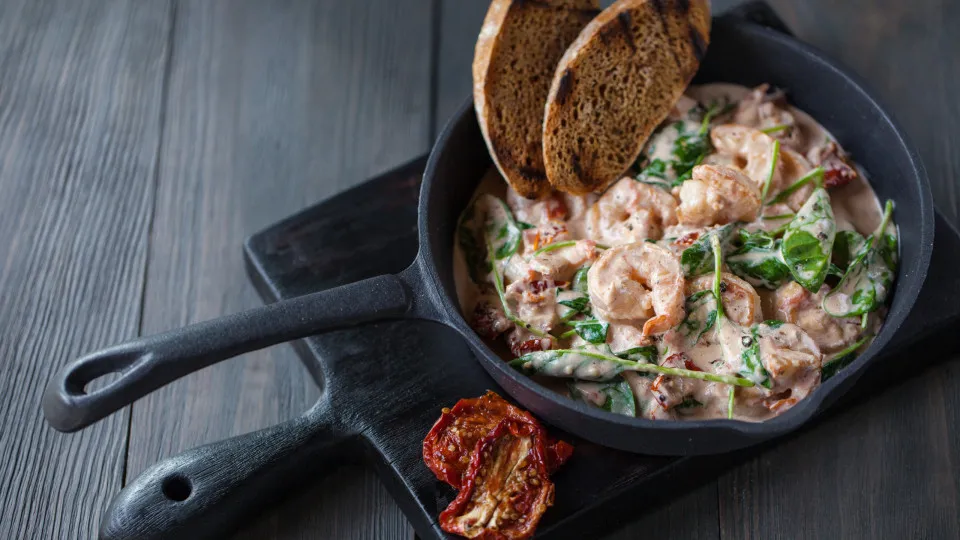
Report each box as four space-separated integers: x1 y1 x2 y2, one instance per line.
690 25 707 61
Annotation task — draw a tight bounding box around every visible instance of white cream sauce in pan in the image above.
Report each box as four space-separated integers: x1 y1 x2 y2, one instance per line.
455 83 897 422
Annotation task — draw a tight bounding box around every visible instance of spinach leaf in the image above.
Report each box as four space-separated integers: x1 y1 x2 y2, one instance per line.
456 201 487 283
678 289 718 345
738 324 773 389
484 223 548 338
572 266 590 294
568 379 637 417
780 187 836 292
511 349 755 386
675 397 704 409
727 229 791 289
680 224 735 277
478 194 524 260
832 230 867 272
615 345 659 364
558 296 589 314
821 335 870 381
672 131 711 183
570 319 609 344
823 201 897 317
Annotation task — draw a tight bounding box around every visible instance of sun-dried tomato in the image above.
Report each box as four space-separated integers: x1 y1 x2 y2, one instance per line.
473 302 510 340
545 196 568 221
439 419 555 539
422 392 572 490
812 142 858 189
674 230 700 247
510 338 546 357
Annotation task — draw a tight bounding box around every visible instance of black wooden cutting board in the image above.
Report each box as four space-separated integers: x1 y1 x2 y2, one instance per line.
243 153 960 539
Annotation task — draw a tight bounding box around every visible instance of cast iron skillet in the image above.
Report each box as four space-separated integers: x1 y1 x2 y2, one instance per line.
43 12 932 457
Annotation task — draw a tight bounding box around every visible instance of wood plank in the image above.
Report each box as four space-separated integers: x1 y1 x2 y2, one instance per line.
717 1 960 539
123 1 434 538
0 0 171 538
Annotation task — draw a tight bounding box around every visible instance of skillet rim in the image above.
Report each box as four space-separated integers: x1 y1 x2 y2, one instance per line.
415 17 934 451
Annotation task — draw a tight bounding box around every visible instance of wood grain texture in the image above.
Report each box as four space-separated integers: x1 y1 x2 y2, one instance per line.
0 0 171 538
713 1 960 539
122 1 433 538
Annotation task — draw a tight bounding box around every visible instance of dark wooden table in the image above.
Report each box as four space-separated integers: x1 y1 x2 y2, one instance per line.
1 1 958 538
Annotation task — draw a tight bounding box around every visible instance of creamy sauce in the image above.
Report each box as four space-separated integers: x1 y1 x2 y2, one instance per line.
454 83 896 422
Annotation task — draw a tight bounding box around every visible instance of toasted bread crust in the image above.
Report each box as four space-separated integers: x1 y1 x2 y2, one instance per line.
543 0 711 194
474 0 600 198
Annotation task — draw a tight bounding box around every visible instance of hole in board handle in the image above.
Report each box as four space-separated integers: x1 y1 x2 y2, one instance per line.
162 475 192 502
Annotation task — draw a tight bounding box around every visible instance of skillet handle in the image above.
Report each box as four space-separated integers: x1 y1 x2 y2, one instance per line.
99 405 353 540
43 274 410 432
719 1 795 36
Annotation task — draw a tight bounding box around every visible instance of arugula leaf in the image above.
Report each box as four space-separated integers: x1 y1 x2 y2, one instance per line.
727 229 791 289
680 224 735 277
780 187 836 292
568 379 636 417
823 200 897 317
672 132 711 183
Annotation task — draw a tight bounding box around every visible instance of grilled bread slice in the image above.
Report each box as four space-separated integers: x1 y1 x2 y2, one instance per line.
542 0 711 194
473 0 601 198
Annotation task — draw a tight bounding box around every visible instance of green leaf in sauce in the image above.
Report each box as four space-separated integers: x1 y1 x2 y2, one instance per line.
572 266 590 294
738 324 773 389
570 319 609 344
821 335 870 381
727 229 791 289
568 379 637 417
510 349 755 386
823 200 897 317
678 289 718 345
615 345 659 364
780 187 836 292
674 397 704 409
832 229 867 273
680 224 735 277
558 296 589 314
479 194 524 260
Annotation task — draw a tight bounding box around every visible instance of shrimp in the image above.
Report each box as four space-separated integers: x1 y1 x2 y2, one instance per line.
711 125 816 211
755 322 822 411
732 84 805 150
506 190 595 254
687 272 763 327
528 239 598 282
774 281 864 353
676 165 761 227
710 124 779 190
585 178 678 246
587 242 685 336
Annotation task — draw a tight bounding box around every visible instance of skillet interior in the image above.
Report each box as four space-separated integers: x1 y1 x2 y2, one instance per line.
417 17 933 455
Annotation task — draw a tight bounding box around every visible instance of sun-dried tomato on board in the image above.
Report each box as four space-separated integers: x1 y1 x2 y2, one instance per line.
438 419 555 539
422 391 572 490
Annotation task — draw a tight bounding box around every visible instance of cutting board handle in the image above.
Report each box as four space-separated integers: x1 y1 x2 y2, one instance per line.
99 403 351 540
